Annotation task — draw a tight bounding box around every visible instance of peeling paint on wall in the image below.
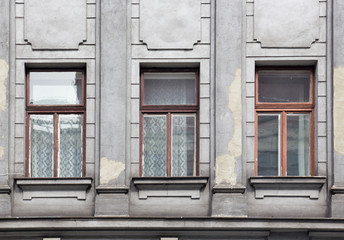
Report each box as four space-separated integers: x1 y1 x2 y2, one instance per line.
0 146 4 159
0 59 8 112
334 66 344 155
216 69 242 185
216 154 237 185
100 157 125 185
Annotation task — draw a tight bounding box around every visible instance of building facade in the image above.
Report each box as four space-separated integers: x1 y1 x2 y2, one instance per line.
0 0 343 239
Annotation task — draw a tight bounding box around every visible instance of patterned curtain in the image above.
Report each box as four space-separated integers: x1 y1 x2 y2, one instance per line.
172 115 195 176
30 115 54 177
143 115 167 176
59 114 82 177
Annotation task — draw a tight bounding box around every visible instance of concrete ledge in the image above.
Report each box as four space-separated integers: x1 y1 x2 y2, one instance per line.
132 176 208 199
0 185 11 194
249 176 326 199
330 186 344 194
16 178 92 200
96 185 129 194
212 185 246 194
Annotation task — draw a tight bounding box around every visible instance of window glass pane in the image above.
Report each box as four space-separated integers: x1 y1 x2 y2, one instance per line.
287 113 310 176
30 71 83 105
58 114 83 177
30 115 54 177
258 71 310 103
143 115 167 176
171 114 196 176
258 114 280 176
144 72 196 105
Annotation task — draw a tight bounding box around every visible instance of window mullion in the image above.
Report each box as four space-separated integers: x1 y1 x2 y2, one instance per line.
53 113 59 177
281 111 287 176
167 112 171 176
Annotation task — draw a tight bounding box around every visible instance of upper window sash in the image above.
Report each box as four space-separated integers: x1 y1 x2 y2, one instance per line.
140 69 199 110
26 70 86 108
255 68 314 110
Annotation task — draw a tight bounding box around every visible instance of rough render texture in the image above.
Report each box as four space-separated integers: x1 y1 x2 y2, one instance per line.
139 0 201 49
0 0 11 217
254 0 319 47
0 0 341 237
215 0 243 186
24 0 86 49
333 1 344 188
99 0 127 186
215 69 242 185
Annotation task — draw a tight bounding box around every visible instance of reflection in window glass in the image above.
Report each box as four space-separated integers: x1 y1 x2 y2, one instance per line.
287 114 310 176
258 71 310 103
257 114 280 176
30 72 82 105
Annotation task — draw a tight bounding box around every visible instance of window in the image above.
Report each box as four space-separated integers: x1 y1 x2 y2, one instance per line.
255 68 314 176
140 69 199 177
26 70 85 177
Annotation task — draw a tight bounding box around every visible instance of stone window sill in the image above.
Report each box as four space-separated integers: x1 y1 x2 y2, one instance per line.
96 185 129 194
15 177 92 200
132 176 208 199
249 176 326 199
0 185 11 194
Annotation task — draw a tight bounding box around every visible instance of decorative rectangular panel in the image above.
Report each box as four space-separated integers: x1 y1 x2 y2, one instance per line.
254 0 319 48
140 0 201 49
24 0 87 50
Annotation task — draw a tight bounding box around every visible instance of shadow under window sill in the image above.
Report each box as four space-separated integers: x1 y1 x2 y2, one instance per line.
15 177 92 200
132 176 208 199
249 176 326 199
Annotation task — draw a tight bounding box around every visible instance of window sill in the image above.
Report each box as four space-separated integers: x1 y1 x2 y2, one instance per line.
15 177 92 200
96 185 129 194
249 176 326 199
330 186 344 195
212 185 246 194
132 176 208 199
0 185 11 194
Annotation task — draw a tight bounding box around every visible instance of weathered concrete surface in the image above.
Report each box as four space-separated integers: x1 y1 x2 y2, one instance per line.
254 0 319 48
140 0 201 49
332 0 344 217
96 0 128 216
333 66 344 156
0 0 11 217
215 69 241 186
100 157 125 185
99 0 127 186
212 0 246 217
24 0 86 49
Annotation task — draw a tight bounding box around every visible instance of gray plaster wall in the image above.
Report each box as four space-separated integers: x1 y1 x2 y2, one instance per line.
129 0 211 216
331 0 344 217
0 0 337 227
0 0 11 217
212 0 246 217
95 0 129 216
12 0 97 217
245 0 329 217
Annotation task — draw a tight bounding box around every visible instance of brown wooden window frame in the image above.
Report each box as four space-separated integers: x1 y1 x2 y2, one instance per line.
255 67 315 176
139 68 200 177
25 69 86 177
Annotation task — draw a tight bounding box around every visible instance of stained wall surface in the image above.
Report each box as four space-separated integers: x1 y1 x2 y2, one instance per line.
0 0 341 239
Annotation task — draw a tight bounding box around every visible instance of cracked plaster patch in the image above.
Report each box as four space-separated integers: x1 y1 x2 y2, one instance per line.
216 69 242 185
334 66 344 155
0 59 8 112
100 157 125 185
